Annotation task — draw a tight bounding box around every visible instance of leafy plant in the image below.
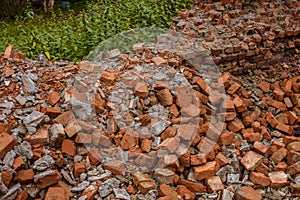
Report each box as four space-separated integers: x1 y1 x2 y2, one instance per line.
0 0 193 61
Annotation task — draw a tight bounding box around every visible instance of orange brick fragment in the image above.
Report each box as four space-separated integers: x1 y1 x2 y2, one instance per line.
45 187 68 200
0 132 17 158
62 139 76 156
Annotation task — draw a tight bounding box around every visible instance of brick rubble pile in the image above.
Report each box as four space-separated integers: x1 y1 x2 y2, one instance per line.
0 0 299 200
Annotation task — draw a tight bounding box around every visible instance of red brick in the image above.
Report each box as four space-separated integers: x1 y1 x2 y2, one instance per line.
192 76 211 96
82 185 98 200
268 171 290 188
15 190 28 200
48 91 61 105
235 186 262 200
141 139 152 153
274 162 288 171
13 156 25 170
258 82 270 92
176 185 195 200
178 179 207 193
41 107 61 118
74 163 86 177
61 139 76 156
1 171 13 186
191 153 207 166
228 118 244 132
194 161 219 181
157 88 173 106
100 70 118 84
276 123 295 135
134 82 149 99
233 96 247 113
24 128 49 146
219 131 234 145
45 187 68 200
74 133 92 144
4 45 13 59
0 132 17 159
152 57 167 66
37 170 61 189
273 88 285 101
103 160 125 175
241 151 263 170
215 153 231 167
222 98 235 112
266 112 278 128
120 129 138 150
250 172 270 186
159 183 178 199
227 82 241 95
270 148 287 164
253 141 269 157
14 169 34 183
287 161 300 175
87 148 102 165
206 176 224 193
53 111 75 126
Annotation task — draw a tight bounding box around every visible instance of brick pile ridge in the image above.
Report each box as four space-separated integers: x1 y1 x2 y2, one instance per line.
172 0 300 74
0 0 299 199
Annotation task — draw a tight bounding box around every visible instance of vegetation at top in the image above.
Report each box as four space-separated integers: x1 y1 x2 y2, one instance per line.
0 0 193 62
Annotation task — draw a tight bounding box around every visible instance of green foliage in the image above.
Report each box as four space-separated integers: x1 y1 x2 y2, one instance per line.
0 0 29 20
0 0 193 61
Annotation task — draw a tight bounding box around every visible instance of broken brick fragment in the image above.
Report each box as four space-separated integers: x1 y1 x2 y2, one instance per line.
0 132 17 159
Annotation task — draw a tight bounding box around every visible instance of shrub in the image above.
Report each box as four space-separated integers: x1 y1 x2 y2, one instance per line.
0 0 193 61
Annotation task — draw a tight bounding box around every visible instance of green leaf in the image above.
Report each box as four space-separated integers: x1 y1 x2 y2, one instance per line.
45 52 51 60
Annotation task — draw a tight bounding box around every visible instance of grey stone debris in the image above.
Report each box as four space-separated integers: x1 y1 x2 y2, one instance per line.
150 118 171 136
22 111 45 133
25 184 40 198
34 170 54 182
27 72 38 82
87 171 111 182
80 173 87 182
98 178 121 197
221 189 234 200
49 124 65 147
3 150 16 167
71 181 90 192
113 188 130 200
14 141 33 159
21 74 39 94
145 190 158 200
0 177 8 194
78 196 87 200
227 173 240 184
0 183 21 200
15 94 27 105
61 169 76 185
33 155 55 170
106 49 121 59
216 165 235 182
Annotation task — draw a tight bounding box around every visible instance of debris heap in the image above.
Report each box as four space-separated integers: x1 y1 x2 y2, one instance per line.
0 0 299 199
